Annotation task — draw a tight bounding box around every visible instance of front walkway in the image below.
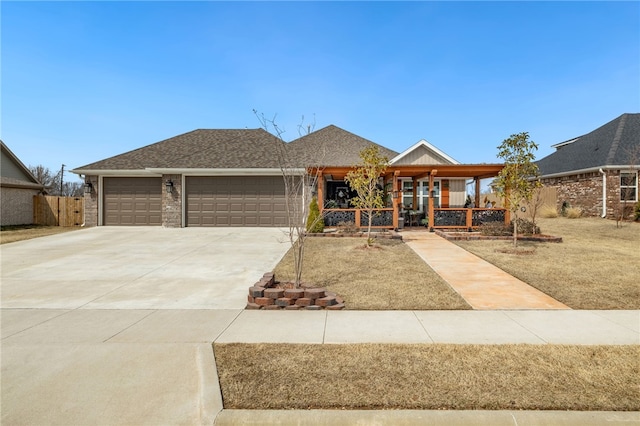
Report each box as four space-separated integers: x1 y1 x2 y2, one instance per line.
403 230 570 310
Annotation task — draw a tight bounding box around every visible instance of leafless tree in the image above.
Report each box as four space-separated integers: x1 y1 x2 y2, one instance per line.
29 165 83 197
253 110 326 287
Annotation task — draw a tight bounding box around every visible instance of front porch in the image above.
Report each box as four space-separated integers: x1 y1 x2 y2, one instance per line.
313 164 509 231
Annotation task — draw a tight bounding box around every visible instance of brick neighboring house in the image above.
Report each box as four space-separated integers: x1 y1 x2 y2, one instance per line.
536 113 639 218
1 141 45 226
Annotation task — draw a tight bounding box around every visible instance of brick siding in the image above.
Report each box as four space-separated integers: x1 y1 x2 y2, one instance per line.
540 170 633 218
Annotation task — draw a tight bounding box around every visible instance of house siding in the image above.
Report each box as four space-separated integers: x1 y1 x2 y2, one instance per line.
393 145 452 165
0 187 39 225
162 174 182 228
449 179 466 207
84 176 99 227
540 170 631 218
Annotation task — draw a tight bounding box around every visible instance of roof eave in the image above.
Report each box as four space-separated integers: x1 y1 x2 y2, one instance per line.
71 168 305 176
539 165 640 179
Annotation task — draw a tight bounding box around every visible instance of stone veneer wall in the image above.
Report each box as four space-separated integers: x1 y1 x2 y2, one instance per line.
541 170 624 218
162 174 182 227
83 175 99 227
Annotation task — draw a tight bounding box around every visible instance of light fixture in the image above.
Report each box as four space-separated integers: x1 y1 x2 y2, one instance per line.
165 179 174 194
84 182 93 194
392 191 399 199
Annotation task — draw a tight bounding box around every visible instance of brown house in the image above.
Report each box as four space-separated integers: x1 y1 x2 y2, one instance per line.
72 125 505 229
536 113 639 218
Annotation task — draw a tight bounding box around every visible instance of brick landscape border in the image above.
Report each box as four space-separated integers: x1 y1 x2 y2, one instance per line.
434 229 562 243
246 273 345 310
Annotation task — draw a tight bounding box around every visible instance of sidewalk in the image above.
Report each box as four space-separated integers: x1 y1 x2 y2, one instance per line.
215 310 640 345
213 309 639 425
403 231 570 309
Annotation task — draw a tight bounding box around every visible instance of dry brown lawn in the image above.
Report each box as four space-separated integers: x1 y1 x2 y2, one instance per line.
274 237 470 310
215 343 640 411
0 225 81 244
455 218 640 309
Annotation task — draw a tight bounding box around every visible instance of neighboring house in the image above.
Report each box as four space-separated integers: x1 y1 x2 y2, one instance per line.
1 141 45 226
536 113 640 218
72 125 504 229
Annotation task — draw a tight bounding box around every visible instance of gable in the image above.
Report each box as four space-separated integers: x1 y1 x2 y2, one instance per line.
287 125 398 167
1 142 42 185
391 140 459 165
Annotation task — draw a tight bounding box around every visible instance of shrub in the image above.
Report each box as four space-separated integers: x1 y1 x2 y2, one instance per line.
635 201 640 221
336 221 358 234
306 197 324 233
565 207 583 219
513 218 540 235
479 221 512 236
540 205 559 218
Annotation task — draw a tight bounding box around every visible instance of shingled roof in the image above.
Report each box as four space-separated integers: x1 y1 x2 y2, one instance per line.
287 125 398 166
536 113 640 177
73 129 287 171
73 125 399 172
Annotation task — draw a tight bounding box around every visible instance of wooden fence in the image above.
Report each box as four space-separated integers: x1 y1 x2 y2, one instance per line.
484 187 557 220
33 195 84 227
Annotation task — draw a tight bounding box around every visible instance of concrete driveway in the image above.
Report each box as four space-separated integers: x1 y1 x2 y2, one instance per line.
1 227 290 425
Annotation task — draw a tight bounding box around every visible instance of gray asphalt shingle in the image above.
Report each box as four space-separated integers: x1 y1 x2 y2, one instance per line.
536 113 640 176
73 125 398 171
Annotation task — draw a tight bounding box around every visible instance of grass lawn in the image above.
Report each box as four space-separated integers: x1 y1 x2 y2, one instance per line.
215 343 640 411
454 217 640 309
274 237 470 310
0 225 81 244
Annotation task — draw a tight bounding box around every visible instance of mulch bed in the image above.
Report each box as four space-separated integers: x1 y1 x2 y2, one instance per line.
435 229 562 243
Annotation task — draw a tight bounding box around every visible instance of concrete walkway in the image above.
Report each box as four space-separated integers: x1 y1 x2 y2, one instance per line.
215 310 639 345
404 231 570 309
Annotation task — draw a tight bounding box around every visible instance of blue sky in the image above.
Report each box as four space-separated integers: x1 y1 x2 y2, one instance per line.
2 1 639 182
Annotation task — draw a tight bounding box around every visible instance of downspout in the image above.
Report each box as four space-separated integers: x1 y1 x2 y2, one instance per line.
599 168 606 218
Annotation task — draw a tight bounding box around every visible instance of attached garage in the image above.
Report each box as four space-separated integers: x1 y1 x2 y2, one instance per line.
186 176 287 227
103 177 162 226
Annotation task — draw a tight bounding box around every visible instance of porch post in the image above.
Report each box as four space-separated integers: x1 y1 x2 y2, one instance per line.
428 172 435 230
392 171 400 229
412 178 418 210
475 178 481 207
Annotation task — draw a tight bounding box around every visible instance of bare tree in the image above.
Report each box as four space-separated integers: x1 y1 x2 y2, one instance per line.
29 164 59 193
29 165 83 197
253 110 326 288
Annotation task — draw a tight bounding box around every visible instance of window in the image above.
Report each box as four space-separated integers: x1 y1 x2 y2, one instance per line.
401 180 440 211
620 172 638 202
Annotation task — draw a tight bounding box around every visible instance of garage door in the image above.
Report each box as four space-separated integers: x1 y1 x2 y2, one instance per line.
186 176 287 227
103 177 162 226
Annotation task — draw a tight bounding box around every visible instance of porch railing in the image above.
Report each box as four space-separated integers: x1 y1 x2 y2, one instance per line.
432 208 507 229
323 208 394 228
321 207 507 230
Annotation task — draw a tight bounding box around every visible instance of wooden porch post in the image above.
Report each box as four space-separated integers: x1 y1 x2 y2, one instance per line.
428 172 435 230
475 178 481 207
393 171 400 229
412 178 418 210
